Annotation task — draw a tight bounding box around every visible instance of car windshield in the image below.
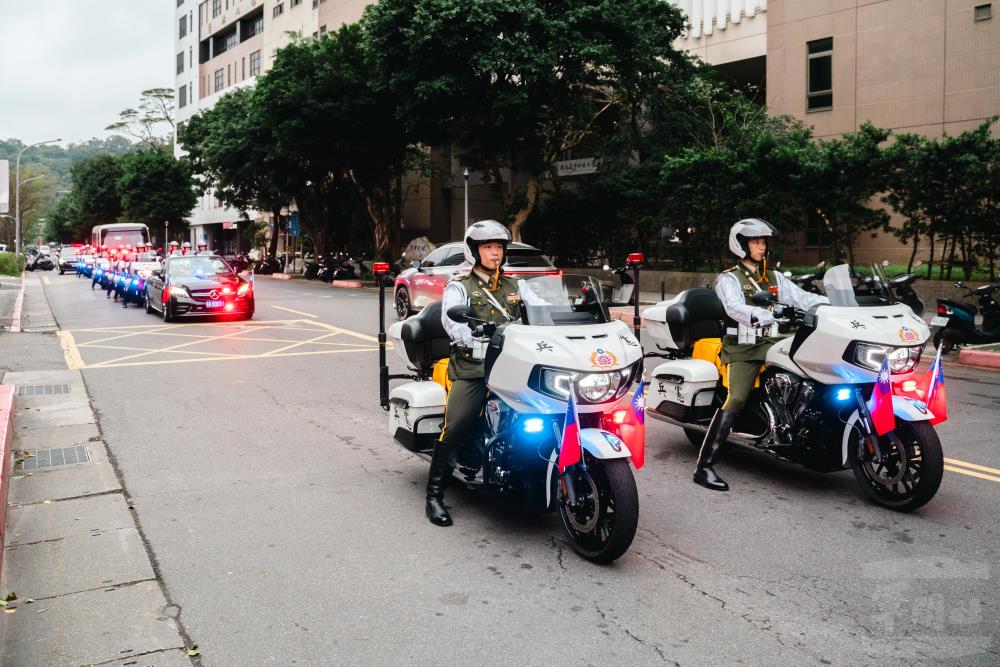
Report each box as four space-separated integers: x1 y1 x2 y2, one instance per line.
168 257 232 277
101 229 148 247
505 248 555 268
822 263 896 307
60 248 76 257
517 274 611 326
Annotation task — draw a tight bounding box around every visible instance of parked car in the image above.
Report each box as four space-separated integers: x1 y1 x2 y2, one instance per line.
392 241 558 318
57 246 79 274
144 254 254 322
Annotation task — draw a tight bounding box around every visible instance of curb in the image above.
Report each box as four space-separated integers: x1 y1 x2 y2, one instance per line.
269 273 294 281
0 384 15 575
330 279 363 289
957 348 1000 370
10 272 25 333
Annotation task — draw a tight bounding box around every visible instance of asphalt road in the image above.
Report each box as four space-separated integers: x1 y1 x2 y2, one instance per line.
38 271 1000 665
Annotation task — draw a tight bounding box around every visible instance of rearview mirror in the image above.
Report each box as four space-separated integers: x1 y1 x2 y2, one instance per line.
411 260 421 270
447 305 474 323
750 290 776 307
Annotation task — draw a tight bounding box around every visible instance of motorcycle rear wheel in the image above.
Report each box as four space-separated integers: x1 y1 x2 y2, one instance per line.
850 420 943 512
932 329 955 355
558 457 638 563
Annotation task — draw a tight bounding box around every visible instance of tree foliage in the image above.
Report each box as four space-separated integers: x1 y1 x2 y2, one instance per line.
105 88 176 149
117 149 197 231
363 0 689 240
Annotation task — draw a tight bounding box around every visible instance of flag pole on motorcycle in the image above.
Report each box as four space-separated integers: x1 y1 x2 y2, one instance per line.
373 261 392 410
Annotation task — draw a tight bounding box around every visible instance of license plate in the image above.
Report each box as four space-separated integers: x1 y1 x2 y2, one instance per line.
205 300 224 309
929 316 949 327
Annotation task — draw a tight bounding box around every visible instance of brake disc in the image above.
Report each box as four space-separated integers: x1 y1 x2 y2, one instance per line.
864 432 908 485
565 474 600 533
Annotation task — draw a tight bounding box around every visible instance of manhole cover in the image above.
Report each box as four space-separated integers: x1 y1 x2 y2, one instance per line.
17 384 71 397
17 445 90 471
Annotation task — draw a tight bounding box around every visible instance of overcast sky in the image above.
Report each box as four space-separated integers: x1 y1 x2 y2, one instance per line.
0 0 175 147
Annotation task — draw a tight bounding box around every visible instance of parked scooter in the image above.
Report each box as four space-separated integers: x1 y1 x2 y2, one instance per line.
642 262 943 512
375 263 646 562
788 261 826 295
931 281 1000 354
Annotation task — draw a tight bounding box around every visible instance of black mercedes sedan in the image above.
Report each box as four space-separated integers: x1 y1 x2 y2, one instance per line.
144 254 254 322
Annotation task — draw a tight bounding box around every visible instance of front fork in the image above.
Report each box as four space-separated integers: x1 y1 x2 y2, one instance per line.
853 388 884 464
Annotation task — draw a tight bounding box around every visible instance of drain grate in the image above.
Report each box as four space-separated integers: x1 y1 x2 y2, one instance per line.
17 384 71 397
16 445 90 471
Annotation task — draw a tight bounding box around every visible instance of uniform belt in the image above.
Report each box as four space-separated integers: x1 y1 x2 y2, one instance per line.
726 326 769 337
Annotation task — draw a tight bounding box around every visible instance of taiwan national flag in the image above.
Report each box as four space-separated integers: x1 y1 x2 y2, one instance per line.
867 355 896 436
619 380 646 470
557 393 582 472
917 348 948 425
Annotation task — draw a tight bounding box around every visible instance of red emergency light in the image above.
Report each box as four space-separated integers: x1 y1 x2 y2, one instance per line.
373 262 391 276
626 252 644 267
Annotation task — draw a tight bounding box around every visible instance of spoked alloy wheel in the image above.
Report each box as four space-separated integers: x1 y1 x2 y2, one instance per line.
558 457 638 563
394 288 412 319
850 420 943 512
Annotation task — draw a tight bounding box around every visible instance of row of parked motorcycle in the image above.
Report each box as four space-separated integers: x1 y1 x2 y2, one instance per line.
787 261 1000 352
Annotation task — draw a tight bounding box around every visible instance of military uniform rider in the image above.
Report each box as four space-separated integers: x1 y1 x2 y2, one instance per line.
425 220 523 527
181 242 192 255
196 241 210 255
168 241 180 257
694 219 829 492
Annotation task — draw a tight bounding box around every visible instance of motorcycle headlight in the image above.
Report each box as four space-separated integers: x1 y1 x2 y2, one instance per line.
577 372 621 403
539 369 579 399
851 342 923 373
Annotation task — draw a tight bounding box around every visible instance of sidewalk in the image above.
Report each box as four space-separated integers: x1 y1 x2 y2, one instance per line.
0 277 194 665
0 275 22 331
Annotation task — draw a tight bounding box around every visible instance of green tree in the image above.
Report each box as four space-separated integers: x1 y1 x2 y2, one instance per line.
46 193 83 243
116 149 196 233
105 88 176 149
363 0 689 240
70 154 124 234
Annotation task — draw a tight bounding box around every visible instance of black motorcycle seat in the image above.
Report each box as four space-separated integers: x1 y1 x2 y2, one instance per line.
795 273 815 282
973 283 999 296
399 301 451 370
666 288 726 352
888 273 916 286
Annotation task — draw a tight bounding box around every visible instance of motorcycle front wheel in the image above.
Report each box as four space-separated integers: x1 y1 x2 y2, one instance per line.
850 420 943 512
558 456 638 563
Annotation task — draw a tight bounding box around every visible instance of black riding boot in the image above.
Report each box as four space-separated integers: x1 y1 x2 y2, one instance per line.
425 442 455 526
693 409 737 491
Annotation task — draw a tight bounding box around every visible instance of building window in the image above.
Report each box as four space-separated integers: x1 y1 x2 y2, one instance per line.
291 0 302 6
975 4 992 21
189 46 193 68
212 0 221 18
179 15 188 38
806 37 833 112
178 0 184 6
273 3 284 17
176 52 185 74
313 0 318 7
245 13 264 38
214 68 224 92
178 86 188 109
319 25 327 35
250 50 261 77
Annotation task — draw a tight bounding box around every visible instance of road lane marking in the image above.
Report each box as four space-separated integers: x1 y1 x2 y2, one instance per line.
87 325 256 368
79 344 245 357
65 319 300 333
79 346 378 369
79 324 177 346
272 305 318 318
42 276 50 285
308 319 380 343
944 465 1000 484
260 331 343 356
57 331 85 370
944 457 1000 477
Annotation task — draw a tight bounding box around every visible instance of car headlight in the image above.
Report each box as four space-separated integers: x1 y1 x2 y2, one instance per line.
169 286 189 297
851 342 923 373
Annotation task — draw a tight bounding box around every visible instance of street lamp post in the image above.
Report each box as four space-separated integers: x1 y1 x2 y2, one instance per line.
463 167 470 231
15 139 60 265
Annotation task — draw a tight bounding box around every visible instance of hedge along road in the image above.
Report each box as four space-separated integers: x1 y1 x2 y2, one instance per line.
34 271 1000 664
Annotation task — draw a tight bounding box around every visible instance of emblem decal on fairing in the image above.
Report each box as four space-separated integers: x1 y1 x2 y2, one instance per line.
850 319 867 330
619 334 639 348
535 341 554 352
898 326 920 343
590 348 618 368
602 432 623 452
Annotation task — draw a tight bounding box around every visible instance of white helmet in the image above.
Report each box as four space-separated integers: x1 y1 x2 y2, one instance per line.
463 219 511 267
729 218 776 259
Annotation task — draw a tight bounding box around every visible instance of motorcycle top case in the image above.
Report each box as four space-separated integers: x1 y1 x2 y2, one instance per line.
388 381 446 452
649 359 718 418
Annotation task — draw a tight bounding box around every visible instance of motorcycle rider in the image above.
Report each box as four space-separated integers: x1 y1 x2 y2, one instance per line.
168 241 181 257
426 220 523 527
181 241 192 255
694 219 829 492
196 241 210 255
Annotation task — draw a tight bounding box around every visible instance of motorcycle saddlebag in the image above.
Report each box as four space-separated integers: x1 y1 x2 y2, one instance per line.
388 381 446 454
649 359 719 421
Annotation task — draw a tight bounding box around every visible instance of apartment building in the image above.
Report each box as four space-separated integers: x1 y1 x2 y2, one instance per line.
670 0 1000 263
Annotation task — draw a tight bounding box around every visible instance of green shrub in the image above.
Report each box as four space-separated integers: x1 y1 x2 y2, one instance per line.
0 252 24 276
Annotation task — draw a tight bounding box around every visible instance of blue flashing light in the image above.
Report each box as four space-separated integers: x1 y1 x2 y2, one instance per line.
835 388 852 402
522 418 545 434
131 279 139 286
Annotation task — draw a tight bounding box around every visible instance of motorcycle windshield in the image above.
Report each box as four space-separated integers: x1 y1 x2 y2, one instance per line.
517 274 612 326
822 263 896 307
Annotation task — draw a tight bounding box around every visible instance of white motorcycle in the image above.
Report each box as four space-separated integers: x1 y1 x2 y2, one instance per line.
643 263 943 512
375 271 645 562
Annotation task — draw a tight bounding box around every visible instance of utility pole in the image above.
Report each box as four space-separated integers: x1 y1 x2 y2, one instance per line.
463 167 470 231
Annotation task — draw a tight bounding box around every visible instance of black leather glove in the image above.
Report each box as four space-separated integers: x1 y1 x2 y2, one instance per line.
472 323 497 338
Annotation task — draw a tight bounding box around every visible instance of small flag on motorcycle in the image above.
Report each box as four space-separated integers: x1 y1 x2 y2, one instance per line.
918 347 948 425
557 392 582 472
618 379 646 470
867 356 895 436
